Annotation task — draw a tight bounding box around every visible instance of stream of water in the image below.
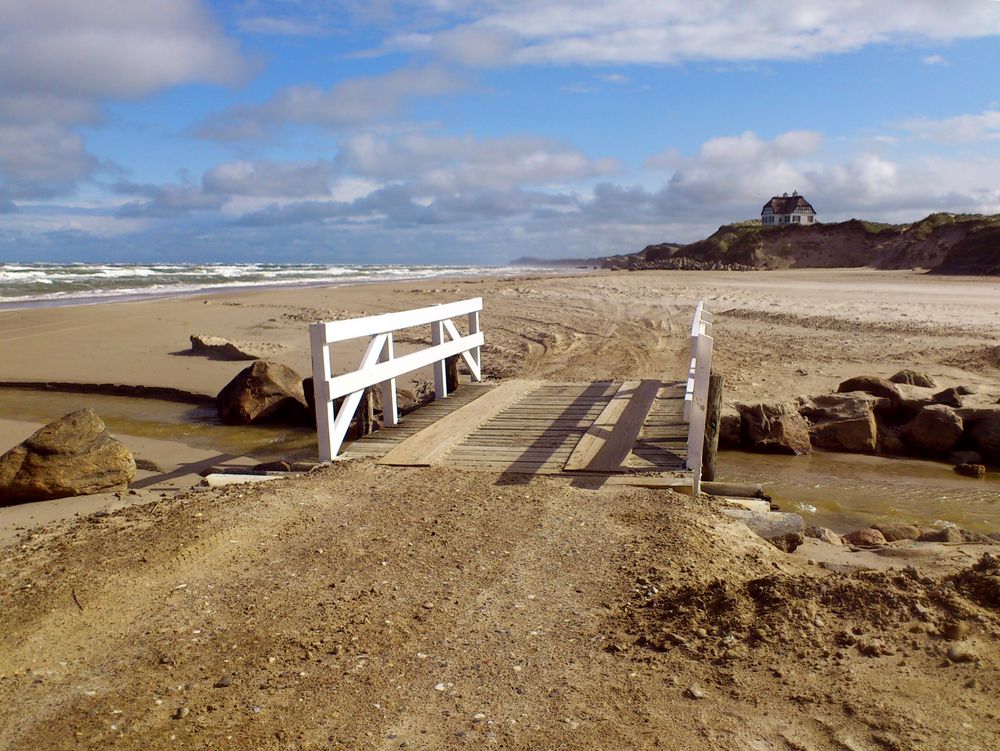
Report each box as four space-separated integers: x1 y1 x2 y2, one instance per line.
718 450 1000 534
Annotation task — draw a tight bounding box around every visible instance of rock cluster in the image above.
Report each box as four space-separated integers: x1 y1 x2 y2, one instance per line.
806 523 999 548
0 409 135 503
727 371 998 473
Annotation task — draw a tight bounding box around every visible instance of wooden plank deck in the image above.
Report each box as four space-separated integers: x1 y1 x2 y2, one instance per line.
343 382 495 458
625 381 689 471
446 381 618 474
346 379 691 482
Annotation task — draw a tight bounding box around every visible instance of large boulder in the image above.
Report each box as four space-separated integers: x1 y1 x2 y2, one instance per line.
799 392 883 453
836 376 902 414
217 361 310 425
894 384 937 421
0 409 135 504
962 408 1000 464
736 402 811 455
889 369 936 388
902 404 964 454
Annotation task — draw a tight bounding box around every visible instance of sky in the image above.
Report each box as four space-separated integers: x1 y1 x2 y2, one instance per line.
2 1 1000 265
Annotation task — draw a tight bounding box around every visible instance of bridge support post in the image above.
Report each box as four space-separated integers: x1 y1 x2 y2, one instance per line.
702 373 723 482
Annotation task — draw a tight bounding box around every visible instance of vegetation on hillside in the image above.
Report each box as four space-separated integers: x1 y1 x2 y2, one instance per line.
603 213 1000 275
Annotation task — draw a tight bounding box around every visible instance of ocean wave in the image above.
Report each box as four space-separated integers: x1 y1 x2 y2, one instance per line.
0 263 541 307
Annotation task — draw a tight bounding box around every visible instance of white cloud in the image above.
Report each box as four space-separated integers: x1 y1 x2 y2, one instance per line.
336 132 622 190
196 66 468 138
431 25 521 66
115 180 227 218
359 1 1000 67
0 123 98 200
922 54 948 65
0 0 247 98
202 160 336 197
646 130 823 170
0 0 248 205
898 109 1000 143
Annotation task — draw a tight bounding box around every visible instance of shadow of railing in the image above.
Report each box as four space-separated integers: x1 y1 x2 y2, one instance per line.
493 382 616 487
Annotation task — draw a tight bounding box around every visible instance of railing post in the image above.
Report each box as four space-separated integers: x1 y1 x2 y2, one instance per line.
379 332 398 427
468 310 482 381
687 330 713 495
432 319 447 399
309 322 335 462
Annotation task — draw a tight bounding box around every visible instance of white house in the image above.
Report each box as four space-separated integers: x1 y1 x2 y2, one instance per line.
761 192 816 226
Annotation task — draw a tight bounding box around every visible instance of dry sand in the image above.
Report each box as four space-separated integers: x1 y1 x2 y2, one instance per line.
2 268 1000 749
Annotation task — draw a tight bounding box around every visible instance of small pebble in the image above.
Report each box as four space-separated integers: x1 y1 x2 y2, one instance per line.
174 707 189 719
684 686 706 700
214 674 233 688
947 642 978 664
434 682 446 692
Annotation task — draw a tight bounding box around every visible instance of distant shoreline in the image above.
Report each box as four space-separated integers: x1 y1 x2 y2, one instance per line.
0 264 572 312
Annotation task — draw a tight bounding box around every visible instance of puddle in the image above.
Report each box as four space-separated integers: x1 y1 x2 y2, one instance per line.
718 449 1000 534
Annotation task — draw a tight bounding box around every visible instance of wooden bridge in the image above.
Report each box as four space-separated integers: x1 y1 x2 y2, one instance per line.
310 299 714 492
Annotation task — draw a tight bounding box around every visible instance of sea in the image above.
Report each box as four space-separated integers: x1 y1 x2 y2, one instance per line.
0 262 534 308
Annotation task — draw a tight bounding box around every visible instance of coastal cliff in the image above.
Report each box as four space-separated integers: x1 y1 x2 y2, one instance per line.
512 213 1000 274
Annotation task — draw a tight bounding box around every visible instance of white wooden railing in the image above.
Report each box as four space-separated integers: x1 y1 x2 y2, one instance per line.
309 298 484 461
684 301 713 495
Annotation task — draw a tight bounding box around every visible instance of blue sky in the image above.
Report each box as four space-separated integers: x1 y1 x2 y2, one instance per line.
2 1 1000 264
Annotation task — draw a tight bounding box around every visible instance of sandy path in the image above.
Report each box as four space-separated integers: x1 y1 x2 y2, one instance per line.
2 462 997 750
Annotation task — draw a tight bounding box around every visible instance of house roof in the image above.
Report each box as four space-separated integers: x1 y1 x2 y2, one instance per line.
762 195 815 215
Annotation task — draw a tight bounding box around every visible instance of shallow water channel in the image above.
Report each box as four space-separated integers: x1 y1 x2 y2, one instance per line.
718 450 1000 534
0 389 317 462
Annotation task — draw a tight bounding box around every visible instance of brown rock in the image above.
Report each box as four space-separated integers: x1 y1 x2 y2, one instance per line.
918 527 963 543
719 407 741 449
0 409 136 504
874 524 921 542
805 526 843 545
962 408 1000 463
932 387 964 408
736 402 811 455
954 463 986 479
902 404 964 454
837 376 902 413
894 384 937 421
889 369 937 388
876 419 908 456
799 392 883 453
217 361 310 425
190 334 283 361
842 528 887 546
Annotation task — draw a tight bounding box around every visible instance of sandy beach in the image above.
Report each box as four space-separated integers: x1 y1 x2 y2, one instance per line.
2 268 1000 749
